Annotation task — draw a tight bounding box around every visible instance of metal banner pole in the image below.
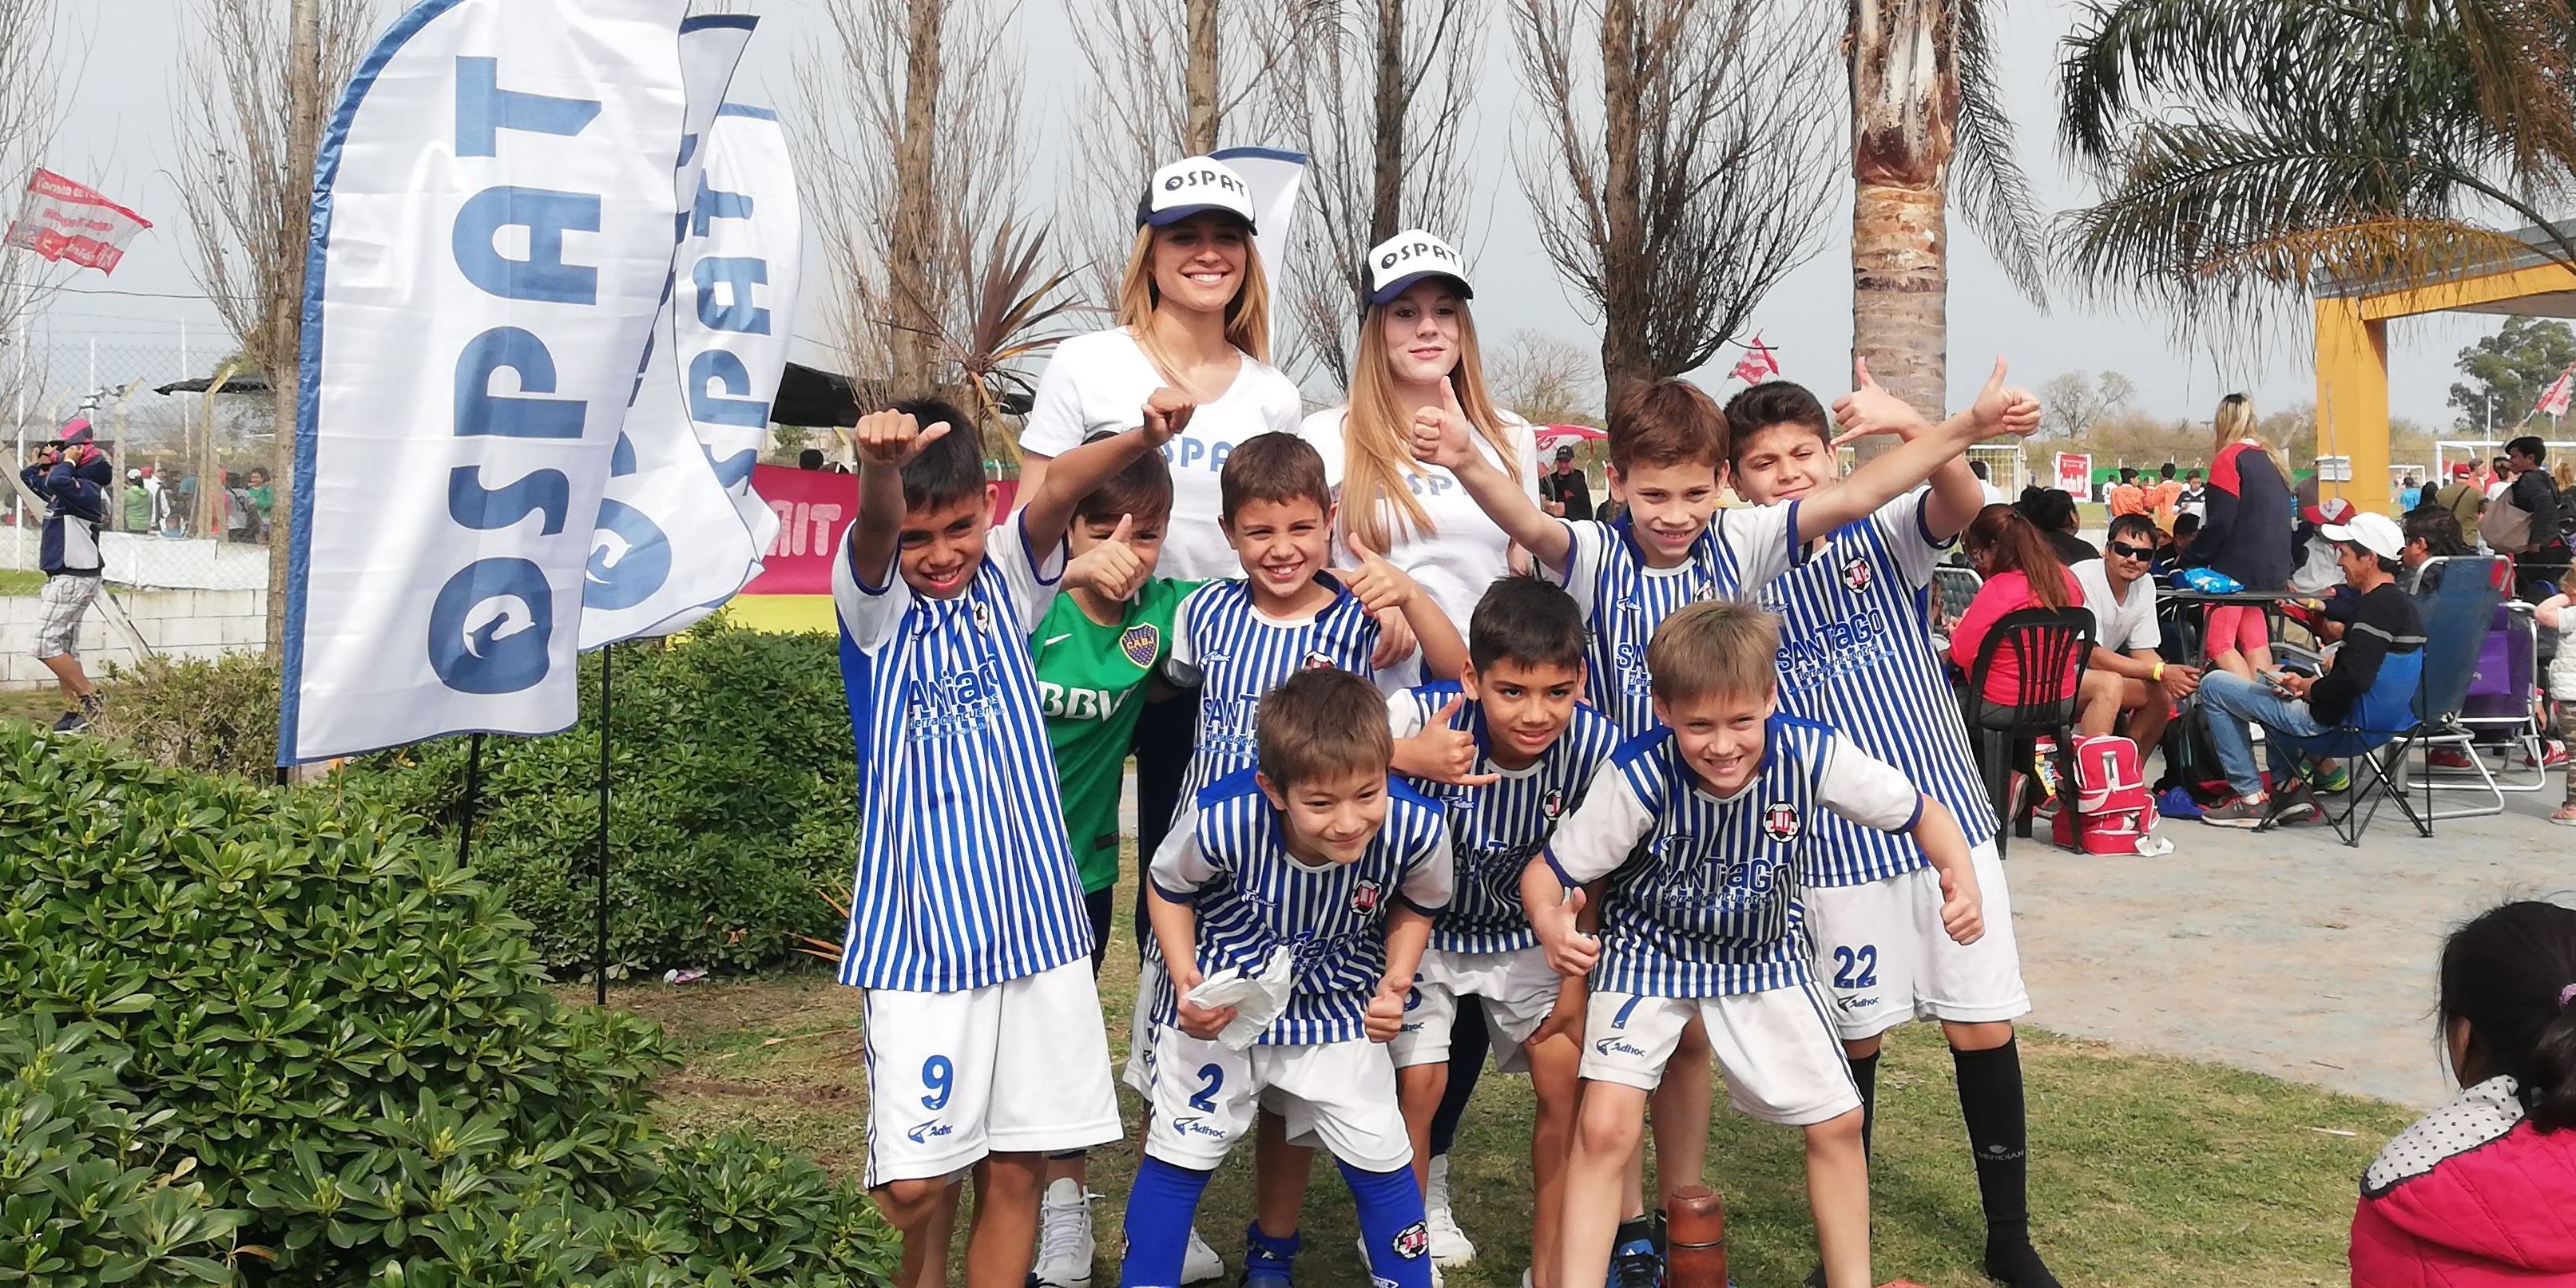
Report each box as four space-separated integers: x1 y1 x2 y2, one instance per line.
456 732 485 866
595 645 613 1008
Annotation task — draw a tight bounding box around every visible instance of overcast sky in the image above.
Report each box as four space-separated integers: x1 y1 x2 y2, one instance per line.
25 0 2510 439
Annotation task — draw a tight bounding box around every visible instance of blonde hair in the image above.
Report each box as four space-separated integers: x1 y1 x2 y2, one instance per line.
1646 600 1782 707
2213 393 2288 479
1114 222 1272 378
1340 297 1519 554
2554 459 2574 491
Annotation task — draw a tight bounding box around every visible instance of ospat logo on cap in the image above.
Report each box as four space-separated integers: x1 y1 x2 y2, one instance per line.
2322 511 2406 561
1365 229 1473 307
1137 157 1258 232
2303 497 2356 528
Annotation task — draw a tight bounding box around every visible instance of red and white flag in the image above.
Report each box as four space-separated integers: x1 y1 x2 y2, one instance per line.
4 170 153 275
1730 332 1780 385
2537 367 2574 419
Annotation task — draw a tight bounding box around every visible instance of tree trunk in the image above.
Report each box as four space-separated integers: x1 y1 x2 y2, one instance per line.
889 0 945 392
1848 0 1956 453
1367 0 1403 247
1185 0 1220 153
270 0 322 655
1598 0 1649 401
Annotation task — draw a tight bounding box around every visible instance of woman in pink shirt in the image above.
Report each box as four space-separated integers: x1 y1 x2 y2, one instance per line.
1949 504 2086 705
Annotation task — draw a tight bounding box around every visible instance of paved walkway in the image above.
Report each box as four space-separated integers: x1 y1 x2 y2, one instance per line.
2009 775 2574 1108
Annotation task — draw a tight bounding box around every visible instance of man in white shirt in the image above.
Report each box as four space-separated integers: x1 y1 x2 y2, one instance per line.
2075 513 2200 752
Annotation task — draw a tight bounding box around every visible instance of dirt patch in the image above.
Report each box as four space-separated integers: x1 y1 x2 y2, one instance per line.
659 1073 860 1108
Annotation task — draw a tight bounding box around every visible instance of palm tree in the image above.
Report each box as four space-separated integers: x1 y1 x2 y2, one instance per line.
2053 0 2576 337
1847 0 2047 427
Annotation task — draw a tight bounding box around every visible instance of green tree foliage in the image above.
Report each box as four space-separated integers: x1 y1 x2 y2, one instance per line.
0 722 898 1286
2447 316 2576 431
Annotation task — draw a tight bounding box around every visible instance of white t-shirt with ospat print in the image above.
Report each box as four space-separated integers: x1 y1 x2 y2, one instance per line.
1019 327 1305 582
1304 406 1542 632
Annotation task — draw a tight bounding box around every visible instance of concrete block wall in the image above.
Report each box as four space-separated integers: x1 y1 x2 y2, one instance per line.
0 588 268 688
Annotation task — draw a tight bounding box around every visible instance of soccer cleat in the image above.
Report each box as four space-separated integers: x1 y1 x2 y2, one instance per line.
1238 1223 1296 1286
2197 795 2270 827
1609 1237 1662 1288
1424 1155 1477 1266
1030 1178 1095 1288
1182 1227 1224 1284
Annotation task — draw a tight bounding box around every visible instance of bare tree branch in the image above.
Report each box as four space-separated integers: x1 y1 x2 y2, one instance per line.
0 0 67 360
1513 0 1836 397
1280 0 1480 385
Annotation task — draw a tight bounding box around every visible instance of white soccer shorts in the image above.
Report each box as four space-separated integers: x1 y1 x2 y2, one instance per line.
1802 838 2031 1043
1578 984 1860 1127
1142 1025 1413 1174
1124 957 1168 1096
859 960 1123 1188
1390 945 1568 1074
33 574 99 660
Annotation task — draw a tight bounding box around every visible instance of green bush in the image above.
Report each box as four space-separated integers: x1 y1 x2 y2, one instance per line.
339 618 857 976
91 651 282 782
0 722 896 1286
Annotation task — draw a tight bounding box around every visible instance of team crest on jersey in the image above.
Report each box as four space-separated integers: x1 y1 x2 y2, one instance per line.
1120 623 1161 668
1543 788 1566 818
1302 650 1336 671
1763 803 1801 842
1353 879 1383 913
970 600 993 634
1840 557 1872 593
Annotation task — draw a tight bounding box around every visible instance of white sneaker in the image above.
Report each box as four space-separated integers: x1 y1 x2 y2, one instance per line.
1425 1155 1477 1266
1031 1178 1094 1288
1181 1226 1224 1284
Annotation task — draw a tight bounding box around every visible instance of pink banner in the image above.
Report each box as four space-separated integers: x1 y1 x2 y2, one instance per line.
742 462 1018 595
3 170 153 275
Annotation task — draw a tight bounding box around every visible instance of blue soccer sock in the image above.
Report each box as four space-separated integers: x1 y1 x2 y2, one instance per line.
1119 1156 1214 1287
1338 1158 1433 1288
1240 1220 1301 1285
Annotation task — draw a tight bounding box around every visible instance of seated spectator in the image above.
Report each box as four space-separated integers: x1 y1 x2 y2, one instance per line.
2195 513 2423 827
2289 497 2359 596
2015 485 2098 566
2349 899 2576 1284
1949 504 2086 706
2400 508 2471 592
2075 513 2200 751
2153 513 2202 577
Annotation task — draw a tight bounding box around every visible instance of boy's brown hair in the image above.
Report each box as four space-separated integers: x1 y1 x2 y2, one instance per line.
1074 430 1176 526
1256 668 1395 787
1647 599 1782 706
1607 378 1725 475
1221 431 1332 524
1720 381 1831 468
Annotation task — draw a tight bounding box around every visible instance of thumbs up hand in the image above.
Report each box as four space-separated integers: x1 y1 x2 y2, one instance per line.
1065 513 1149 602
855 409 953 466
1141 387 1197 447
1332 531 1419 616
1390 693 1502 787
1828 356 1932 447
1967 357 2041 438
1409 378 1476 469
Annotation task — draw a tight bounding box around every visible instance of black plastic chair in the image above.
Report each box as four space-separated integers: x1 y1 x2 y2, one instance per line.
1959 607 2096 857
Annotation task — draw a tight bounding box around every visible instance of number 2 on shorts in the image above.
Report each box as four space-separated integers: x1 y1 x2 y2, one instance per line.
1832 944 1879 989
1189 1063 1224 1112
921 1055 955 1110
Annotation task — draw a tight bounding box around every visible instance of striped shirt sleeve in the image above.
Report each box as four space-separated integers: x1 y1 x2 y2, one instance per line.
1719 501 1801 593
1542 760 1653 886
1149 810 1217 901
1399 818 1455 913
988 510 1068 627
830 528 913 651
1814 733 1924 832
1545 519 1612 614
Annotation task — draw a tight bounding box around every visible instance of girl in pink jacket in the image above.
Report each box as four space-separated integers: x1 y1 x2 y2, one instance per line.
2352 900 2576 1285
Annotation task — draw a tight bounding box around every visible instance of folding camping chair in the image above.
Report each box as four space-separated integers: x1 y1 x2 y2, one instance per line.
1958 607 2093 858
2401 557 2522 813
2260 648 2428 846
2455 600 2550 791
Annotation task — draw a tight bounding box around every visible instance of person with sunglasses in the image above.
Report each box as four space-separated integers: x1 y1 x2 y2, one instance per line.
2074 513 2201 751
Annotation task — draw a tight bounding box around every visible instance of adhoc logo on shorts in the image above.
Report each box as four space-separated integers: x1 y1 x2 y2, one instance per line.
1168 1116 1228 1139
1840 556 1872 593
1391 1220 1431 1260
1120 622 1162 668
906 1119 952 1144
1762 803 1800 842
1594 1035 1648 1058
1352 878 1383 913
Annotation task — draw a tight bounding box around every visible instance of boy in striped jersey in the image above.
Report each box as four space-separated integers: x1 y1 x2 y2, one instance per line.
834 398 1179 1288
1725 365 2058 1287
1526 600 1987 1288
1123 668 1455 1288
1385 575 1625 1286
1414 371 2027 1280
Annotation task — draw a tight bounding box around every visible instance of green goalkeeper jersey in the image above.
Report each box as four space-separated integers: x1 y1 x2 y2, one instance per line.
1031 577 1197 893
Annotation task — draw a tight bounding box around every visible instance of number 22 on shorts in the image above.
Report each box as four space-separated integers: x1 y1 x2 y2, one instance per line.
1832 944 1879 990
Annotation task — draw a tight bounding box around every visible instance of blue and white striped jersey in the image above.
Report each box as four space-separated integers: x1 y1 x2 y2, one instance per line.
831 515 1093 992
1544 506 1802 736
1149 770 1453 1045
1389 683 1625 954
1759 489 1997 886
1165 575 1384 806
1543 715 1922 997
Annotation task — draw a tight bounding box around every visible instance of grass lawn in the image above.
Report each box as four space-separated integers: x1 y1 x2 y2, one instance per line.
0 569 41 596
611 852 2411 1288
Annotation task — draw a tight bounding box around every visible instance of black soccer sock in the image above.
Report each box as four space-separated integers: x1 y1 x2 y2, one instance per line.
1849 1050 1882 1162
1428 1005 1490 1158
1952 1038 2058 1287
1613 1214 1653 1254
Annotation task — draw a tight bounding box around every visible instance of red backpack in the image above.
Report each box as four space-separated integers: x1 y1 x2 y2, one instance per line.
2046 734 2173 856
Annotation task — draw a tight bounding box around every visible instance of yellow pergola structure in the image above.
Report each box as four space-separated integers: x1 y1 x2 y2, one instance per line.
2316 227 2576 513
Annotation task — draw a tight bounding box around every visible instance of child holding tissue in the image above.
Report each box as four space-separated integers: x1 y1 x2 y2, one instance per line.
1121 667 1455 1288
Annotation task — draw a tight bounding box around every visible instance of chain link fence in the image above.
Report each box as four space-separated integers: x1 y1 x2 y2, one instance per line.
4 329 278 592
